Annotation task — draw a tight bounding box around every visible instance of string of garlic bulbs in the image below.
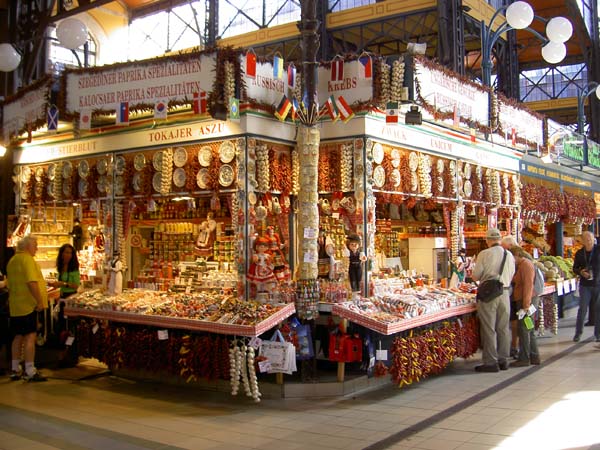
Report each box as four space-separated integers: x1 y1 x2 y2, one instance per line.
418 153 432 198
240 344 251 397
391 60 405 103
161 148 173 195
229 342 241 395
224 61 235 113
115 201 126 270
291 149 299 195
492 170 501 205
537 300 545 336
553 304 558 335
256 144 270 192
380 62 391 107
341 143 353 192
293 72 302 104
246 346 261 402
53 162 63 202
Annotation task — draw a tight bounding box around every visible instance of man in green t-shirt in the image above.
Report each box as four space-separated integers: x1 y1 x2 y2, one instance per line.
6 235 48 382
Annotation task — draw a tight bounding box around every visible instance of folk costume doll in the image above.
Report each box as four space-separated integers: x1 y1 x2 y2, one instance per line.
265 226 290 281
347 234 366 292
195 212 217 258
247 236 276 293
108 252 123 295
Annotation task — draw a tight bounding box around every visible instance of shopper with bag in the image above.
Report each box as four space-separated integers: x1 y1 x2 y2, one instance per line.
572 230 600 342
471 228 515 373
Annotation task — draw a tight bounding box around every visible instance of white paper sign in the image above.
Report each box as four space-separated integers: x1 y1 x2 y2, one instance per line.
369 356 375 369
65 336 75 346
571 279 577 291
92 324 99 334
376 349 388 361
563 280 571 294
304 251 317 263
258 360 272 373
158 329 169 340
556 281 564 296
249 337 262 350
304 227 317 239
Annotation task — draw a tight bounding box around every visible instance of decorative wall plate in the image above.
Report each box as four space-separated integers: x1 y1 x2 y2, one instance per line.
35 167 44 181
114 176 125 196
134 154 146 171
373 165 386 188
132 172 142 192
408 152 419 171
410 172 419 191
78 160 90 178
390 169 401 187
115 156 126 175
173 147 188 167
437 159 445 174
78 179 88 196
62 161 73 178
47 164 56 180
463 163 471 179
152 172 162 192
21 186 28 199
391 148 401 162
97 159 108 175
372 143 384 164
437 177 444 192
62 181 71 197
21 166 31 183
475 165 483 178
218 164 234 187
97 175 108 193
47 183 55 198
152 151 163 171
449 160 456 174
219 141 236 164
198 146 213 167
196 168 209 189
173 168 186 188
463 180 472 198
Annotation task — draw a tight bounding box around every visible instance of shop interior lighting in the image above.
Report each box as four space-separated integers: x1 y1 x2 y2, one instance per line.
405 105 422 125
0 145 6 157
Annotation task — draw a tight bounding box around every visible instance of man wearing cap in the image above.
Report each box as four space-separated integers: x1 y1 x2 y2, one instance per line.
472 228 516 372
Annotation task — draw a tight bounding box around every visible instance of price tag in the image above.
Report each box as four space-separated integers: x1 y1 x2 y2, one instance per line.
65 336 75 347
304 251 317 263
457 318 463 328
157 329 169 340
376 349 388 361
92 324 99 334
249 336 262 349
571 279 577 291
303 227 317 239
369 356 375 369
556 281 564 296
332 212 340 219
563 280 571 293
258 360 272 373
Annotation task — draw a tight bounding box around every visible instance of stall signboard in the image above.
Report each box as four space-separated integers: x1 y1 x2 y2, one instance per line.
520 161 594 189
587 138 600 169
556 133 585 163
498 100 543 147
413 60 489 126
241 58 287 106
317 60 373 105
65 52 216 114
2 78 52 142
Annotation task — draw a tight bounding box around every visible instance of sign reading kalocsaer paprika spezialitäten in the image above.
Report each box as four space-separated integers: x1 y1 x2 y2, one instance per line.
587 139 600 169
559 134 585 163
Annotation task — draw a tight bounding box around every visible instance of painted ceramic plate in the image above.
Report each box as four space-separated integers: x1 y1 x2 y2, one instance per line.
391 169 401 188
437 159 445 174
21 166 32 183
35 184 43 198
449 160 456 174
114 176 125 196
47 164 56 181
97 175 108 193
173 147 188 167
115 156 126 175
463 163 471 179
247 191 257 205
152 172 162 192
463 180 472 198
218 164 234 187
475 165 483 178
408 152 419 171
97 159 108 175
437 177 444 193
173 168 186 188
372 143 384 164
35 167 44 181
78 179 88 197
132 172 142 192
219 141 236 164
196 168 210 189
198 146 213 167
47 183 55 198
78 160 89 178
410 172 419 192
152 151 163 171
62 180 71 197
134 154 146 171
62 161 73 179
21 186 28 200
503 173 509 187
373 165 385 188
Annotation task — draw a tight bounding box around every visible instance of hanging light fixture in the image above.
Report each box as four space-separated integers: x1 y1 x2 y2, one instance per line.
56 18 88 50
0 43 21 72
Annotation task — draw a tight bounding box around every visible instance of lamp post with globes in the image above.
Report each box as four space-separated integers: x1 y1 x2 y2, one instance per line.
577 82 600 134
480 1 572 88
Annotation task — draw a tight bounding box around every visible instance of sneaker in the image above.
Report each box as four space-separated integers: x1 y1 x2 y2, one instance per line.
510 359 530 368
23 372 47 382
498 360 510 370
475 364 499 373
9 371 22 381
530 356 541 365
510 348 519 359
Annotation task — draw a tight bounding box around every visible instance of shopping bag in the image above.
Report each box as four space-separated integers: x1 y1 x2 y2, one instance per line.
259 330 297 374
344 335 363 362
329 333 348 362
294 324 314 360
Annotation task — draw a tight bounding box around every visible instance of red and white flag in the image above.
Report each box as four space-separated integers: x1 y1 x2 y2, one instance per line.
80 109 91 130
331 59 344 81
511 128 517 146
193 91 207 114
335 96 354 123
358 54 372 79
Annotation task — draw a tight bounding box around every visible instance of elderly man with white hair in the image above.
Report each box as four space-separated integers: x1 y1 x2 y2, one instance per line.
6 235 48 382
572 230 600 342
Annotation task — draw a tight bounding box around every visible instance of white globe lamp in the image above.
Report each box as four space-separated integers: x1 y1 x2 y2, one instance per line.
0 43 21 72
56 18 88 50
505 1 534 30
546 17 573 43
595 84 600 100
541 41 567 65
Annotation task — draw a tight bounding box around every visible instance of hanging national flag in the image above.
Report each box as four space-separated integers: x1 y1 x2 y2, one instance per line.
246 51 257 78
291 97 300 120
335 95 354 123
193 91 207 114
116 102 129 125
358 54 372 79
229 97 240 121
287 63 296 88
154 99 168 120
273 54 283 79
511 128 517 146
324 95 339 121
453 105 459 127
274 95 292 121
331 59 344 81
385 102 398 124
80 109 91 130
47 105 58 132
470 127 477 143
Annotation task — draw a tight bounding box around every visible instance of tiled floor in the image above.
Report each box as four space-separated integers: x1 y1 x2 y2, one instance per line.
1 310 600 450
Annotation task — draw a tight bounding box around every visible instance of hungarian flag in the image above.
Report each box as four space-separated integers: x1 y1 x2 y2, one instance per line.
385 102 398 124
154 99 168 120
470 127 477 143
246 51 257 78
274 95 292 121
80 109 91 130
273 54 283 79
193 91 207 114
358 54 372 79
47 105 58 132
287 63 296 88
335 95 354 123
116 102 129 125
324 95 339 121
331 59 344 81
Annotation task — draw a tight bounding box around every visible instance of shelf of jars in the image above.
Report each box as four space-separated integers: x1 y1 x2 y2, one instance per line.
64 289 296 337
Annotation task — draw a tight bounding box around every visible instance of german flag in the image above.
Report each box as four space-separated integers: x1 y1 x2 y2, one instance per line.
275 95 292 121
